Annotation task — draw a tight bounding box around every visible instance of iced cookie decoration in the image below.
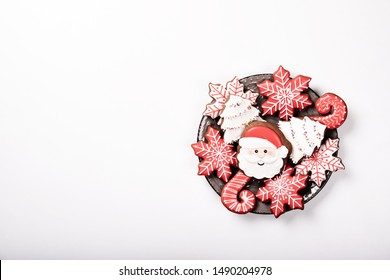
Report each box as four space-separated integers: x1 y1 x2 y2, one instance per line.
191 126 237 182
279 117 326 163
221 171 255 214
203 77 259 119
256 167 308 218
220 95 263 144
192 66 348 218
309 93 348 129
296 138 345 186
237 122 291 179
257 66 312 120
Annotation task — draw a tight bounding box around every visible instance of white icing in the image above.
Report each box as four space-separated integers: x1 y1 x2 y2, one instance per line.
221 109 260 129
220 95 245 118
237 145 288 179
223 127 245 144
220 95 264 143
278 117 326 163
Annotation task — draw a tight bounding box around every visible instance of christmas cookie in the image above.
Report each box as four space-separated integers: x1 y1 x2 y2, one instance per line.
192 66 348 218
257 66 312 120
221 171 255 214
256 167 308 218
220 95 263 144
203 77 259 119
278 117 326 163
191 126 237 183
237 121 291 179
309 93 348 129
295 138 345 186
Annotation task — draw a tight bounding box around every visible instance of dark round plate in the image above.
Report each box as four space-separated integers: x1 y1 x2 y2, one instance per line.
196 74 339 214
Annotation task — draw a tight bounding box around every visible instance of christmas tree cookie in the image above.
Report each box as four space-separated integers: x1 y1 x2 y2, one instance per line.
220 95 263 144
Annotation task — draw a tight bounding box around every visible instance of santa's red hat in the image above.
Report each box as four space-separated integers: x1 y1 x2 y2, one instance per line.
239 126 283 149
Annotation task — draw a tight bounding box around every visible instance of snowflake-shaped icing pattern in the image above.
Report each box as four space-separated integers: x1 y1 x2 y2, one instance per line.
296 138 345 186
203 77 259 119
257 66 312 120
256 167 308 218
191 126 238 182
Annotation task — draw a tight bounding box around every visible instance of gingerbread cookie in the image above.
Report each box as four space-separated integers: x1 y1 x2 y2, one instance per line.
191 126 237 183
221 171 255 214
278 117 326 163
257 66 312 120
296 138 345 186
309 93 348 129
256 167 308 218
192 66 348 218
237 121 291 180
220 95 263 144
203 77 259 119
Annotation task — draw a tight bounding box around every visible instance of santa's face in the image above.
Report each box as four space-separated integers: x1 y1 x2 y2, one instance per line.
237 144 287 179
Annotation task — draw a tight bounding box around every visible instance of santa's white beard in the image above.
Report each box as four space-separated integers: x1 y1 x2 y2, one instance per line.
237 153 284 179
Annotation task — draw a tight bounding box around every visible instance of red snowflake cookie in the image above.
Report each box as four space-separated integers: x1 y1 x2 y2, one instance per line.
296 138 345 186
203 77 259 119
256 167 308 218
191 126 237 182
257 66 312 120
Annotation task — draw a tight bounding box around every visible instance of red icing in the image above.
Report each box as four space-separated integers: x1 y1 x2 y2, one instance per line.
257 66 312 120
221 171 255 214
296 138 344 186
191 127 237 182
203 77 259 119
256 167 308 218
309 93 348 129
242 126 283 148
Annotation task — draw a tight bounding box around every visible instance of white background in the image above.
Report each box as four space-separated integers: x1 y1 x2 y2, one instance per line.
2 260 390 280
0 0 389 259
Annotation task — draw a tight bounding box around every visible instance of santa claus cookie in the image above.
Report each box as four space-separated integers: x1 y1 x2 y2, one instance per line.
237 121 291 179
192 66 348 218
